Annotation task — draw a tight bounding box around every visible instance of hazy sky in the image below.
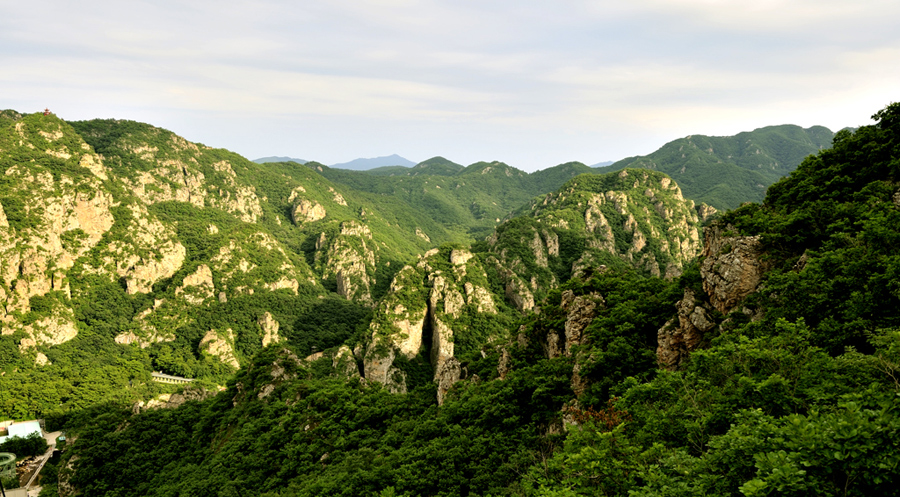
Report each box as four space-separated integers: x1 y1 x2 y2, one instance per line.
2 0 899 171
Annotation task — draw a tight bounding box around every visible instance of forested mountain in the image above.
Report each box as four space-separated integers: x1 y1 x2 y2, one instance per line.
3 103 899 497
600 124 835 210
317 160 611 241
0 111 701 424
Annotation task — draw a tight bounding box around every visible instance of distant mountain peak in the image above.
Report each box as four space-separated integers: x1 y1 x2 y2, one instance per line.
331 154 416 171
253 156 307 164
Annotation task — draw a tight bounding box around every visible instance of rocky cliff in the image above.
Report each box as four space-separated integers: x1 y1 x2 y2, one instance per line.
361 247 504 403
314 221 378 303
487 169 706 309
656 221 771 369
0 114 321 369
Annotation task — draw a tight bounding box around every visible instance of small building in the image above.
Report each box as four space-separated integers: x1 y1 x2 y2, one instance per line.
151 372 195 385
0 421 42 445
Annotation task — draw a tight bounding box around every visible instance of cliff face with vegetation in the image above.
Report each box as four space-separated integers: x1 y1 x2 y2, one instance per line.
486 169 708 308
8 104 900 497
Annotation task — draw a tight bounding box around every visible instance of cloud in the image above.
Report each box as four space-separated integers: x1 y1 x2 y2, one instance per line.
2 0 899 169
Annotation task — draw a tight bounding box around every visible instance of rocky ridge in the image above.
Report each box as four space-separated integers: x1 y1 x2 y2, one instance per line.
360 247 501 403
487 169 706 309
0 114 320 368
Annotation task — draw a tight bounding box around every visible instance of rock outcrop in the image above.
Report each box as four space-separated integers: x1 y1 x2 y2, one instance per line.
176 265 215 304
292 199 326 225
114 330 175 349
655 221 771 368
17 307 79 353
487 169 703 308
503 271 535 312
258 312 282 347
316 221 377 303
656 288 716 370
700 223 770 315
210 232 312 296
200 329 240 369
546 290 601 359
435 357 462 406
332 345 360 378
361 247 501 403
133 386 216 413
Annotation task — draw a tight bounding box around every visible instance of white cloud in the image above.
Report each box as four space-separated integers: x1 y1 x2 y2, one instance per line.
2 0 899 170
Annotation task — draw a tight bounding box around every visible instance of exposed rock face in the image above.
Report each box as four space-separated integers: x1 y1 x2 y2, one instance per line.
701 223 770 315
363 345 396 384
435 357 462 406
114 330 175 349
464 282 497 314
57 455 80 497
656 288 716 370
363 265 427 386
546 290 601 359
497 347 512 380
332 345 360 378
562 291 602 356
428 274 466 376
176 264 215 304
95 204 189 295
126 241 187 294
504 272 535 312
210 232 312 295
200 329 240 369
488 169 703 307
292 199 326 225
316 221 377 303
0 158 115 320
364 265 428 374
696 203 718 222
134 387 216 412
0 114 321 371
258 312 282 347
571 356 591 398
243 348 304 402
362 248 502 402
15 307 79 356
450 249 474 266
122 144 265 221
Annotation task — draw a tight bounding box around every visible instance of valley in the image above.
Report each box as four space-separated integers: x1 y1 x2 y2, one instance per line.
0 104 898 496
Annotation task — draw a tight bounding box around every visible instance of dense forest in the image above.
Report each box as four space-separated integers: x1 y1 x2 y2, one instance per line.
1 102 898 496
602 124 835 210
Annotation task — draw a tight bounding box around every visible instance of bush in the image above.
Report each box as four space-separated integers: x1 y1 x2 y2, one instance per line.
0 432 49 458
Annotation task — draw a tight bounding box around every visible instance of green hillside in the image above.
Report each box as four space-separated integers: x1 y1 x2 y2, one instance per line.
482 169 707 309
29 102 900 497
602 124 834 210
5 103 900 497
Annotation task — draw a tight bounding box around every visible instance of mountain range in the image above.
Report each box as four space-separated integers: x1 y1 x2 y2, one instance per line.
599 124 834 209
2 104 897 496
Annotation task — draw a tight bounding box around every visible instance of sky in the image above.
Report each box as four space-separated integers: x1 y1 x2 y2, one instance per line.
2 0 899 171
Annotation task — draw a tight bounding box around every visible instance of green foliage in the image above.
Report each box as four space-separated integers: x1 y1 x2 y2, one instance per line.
0 432 49 458
718 103 900 354
4 104 899 496
0 109 23 128
603 124 835 209
64 350 574 497
1 475 19 490
0 196 39 231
